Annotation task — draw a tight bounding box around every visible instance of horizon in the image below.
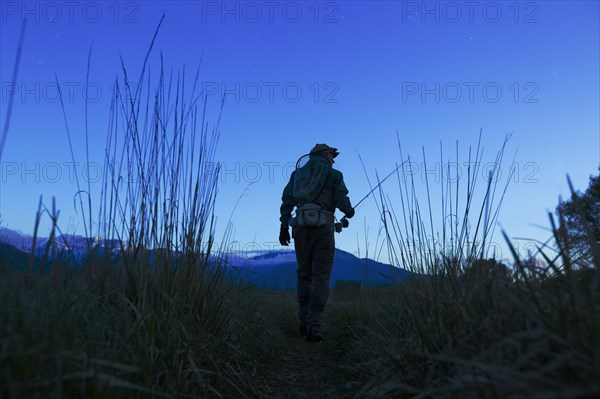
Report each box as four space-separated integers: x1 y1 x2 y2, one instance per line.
1 1 599 266
0 225 372 261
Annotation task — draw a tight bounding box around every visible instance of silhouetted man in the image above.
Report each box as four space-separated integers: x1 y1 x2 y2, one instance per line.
279 144 354 343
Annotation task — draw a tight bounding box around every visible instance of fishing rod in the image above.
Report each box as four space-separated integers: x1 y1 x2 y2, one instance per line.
335 160 408 232
353 160 409 210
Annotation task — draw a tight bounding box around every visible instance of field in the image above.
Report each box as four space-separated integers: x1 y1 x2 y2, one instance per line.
1 245 599 398
2 22 599 398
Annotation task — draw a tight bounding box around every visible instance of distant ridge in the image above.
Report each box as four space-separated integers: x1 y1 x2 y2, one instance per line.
0 227 413 289
225 248 413 289
0 227 122 258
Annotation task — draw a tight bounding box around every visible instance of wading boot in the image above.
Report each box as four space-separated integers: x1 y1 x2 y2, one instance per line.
306 326 323 343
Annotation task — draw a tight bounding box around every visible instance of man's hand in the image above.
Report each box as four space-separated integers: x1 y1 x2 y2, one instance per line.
345 207 355 219
335 217 350 233
279 226 291 246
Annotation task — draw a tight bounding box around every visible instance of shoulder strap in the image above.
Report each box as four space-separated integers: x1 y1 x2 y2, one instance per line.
312 167 333 207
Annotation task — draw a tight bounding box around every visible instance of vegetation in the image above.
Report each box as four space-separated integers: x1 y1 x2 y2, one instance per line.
2 17 268 398
3 134 598 398
556 171 600 267
2 19 599 399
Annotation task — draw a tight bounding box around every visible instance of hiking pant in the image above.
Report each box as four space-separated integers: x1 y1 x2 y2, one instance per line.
293 224 335 329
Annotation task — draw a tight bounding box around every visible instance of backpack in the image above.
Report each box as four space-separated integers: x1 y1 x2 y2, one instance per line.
290 154 333 228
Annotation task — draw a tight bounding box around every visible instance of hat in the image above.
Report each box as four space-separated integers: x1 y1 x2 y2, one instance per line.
310 143 339 158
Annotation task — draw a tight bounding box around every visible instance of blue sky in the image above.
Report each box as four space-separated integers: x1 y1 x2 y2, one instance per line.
1 1 599 264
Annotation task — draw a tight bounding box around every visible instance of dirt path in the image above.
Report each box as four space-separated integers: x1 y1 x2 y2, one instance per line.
261 334 352 398
257 295 357 399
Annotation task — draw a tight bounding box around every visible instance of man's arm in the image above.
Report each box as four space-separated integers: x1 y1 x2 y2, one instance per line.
279 171 296 226
333 170 354 218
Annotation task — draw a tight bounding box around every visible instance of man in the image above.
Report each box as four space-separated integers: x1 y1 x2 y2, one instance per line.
279 143 354 343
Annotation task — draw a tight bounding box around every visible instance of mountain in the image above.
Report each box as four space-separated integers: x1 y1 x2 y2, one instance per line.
224 249 412 290
0 227 34 251
0 227 121 260
0 228 413 290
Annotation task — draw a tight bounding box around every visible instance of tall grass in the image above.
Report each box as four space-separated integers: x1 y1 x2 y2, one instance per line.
0 18 273 398
326 137 600 398
363 130 515 275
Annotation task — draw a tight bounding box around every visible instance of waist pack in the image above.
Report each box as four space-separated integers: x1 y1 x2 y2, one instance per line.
296 204 331 228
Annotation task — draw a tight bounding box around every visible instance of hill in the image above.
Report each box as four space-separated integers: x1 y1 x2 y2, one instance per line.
224 249 412 289
0 228 412 289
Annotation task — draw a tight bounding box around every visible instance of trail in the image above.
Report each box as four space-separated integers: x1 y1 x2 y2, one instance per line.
263 337 347 398
257 296 357 399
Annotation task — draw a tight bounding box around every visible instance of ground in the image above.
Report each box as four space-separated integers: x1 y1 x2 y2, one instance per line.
256 293 360 399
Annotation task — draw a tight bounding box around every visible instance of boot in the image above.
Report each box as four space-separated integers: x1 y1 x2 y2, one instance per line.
306 325 323 343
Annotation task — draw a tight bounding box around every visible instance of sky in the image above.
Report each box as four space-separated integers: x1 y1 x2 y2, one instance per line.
1 0 599 265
